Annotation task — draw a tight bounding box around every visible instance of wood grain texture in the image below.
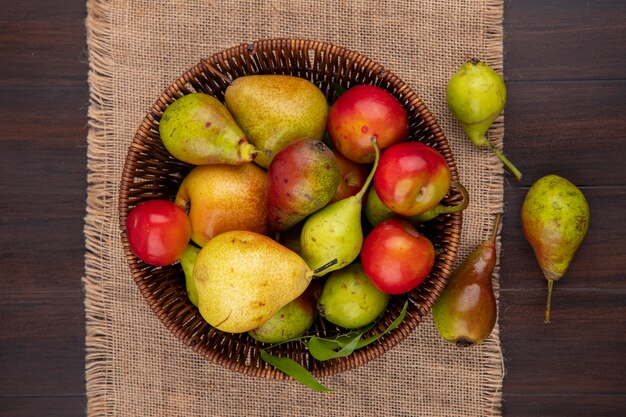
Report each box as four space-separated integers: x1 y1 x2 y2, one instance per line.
503 82 626 187
0 87 88 293
0 0 625 415
0 0 87 87
0 292 85 397
504 0 626 81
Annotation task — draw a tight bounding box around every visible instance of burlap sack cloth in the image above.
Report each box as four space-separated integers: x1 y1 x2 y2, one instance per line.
84 0 505 415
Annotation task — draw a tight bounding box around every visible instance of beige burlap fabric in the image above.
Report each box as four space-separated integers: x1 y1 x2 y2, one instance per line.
84 1 505 415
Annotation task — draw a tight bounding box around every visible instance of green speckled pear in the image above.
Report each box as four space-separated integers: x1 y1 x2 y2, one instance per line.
159 93 257 165
447 59 522 181
224 75 329 168
180 244 201 307
521 175 590 322
300 139 380 276
248 282 320 344
193 231 314 333
317 264 390 329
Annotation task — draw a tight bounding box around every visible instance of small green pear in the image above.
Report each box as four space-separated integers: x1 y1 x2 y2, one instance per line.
180 244 201 307
224 75 329 168
159 93 257 165
248 282 320 344
194 230 316 333
521 175 590 322
317 264 390 329
300 139 380 276
364 185 397 227
447 59 522 181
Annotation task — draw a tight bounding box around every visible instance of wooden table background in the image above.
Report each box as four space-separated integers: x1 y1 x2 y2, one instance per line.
1 1 624 416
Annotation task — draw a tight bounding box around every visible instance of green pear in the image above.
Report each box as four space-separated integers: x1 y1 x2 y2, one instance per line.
194 230 316 333
317 264 390 329
521 175 590 322
180 244 201 306
300 139 380 276
248 282 320 344
364 185 398 227
224 75 329 168
447 59 522 181
159 93 257 165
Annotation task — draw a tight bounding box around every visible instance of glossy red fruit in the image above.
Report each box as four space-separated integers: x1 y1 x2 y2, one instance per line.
374 141 451 217
361 218 435 294
126 199 191 266
327 84 409 163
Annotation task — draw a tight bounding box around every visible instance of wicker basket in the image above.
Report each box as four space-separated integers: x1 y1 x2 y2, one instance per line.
118 38 463 379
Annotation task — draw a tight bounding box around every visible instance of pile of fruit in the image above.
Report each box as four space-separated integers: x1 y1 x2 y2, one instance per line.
126 74 466 339
125 59 590 388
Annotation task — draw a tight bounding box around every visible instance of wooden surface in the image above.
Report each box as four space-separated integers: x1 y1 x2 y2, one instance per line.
1 1 624 415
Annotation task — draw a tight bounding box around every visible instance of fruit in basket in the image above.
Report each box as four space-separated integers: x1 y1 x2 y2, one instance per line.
327 84 409 163
300 139 380 276
180 244 201 307
329 150 369 203
447 59 522 181
248 282 320 343
317 263 390 329
277 222 303 256
374 141 452 217
193 230 319 333
268 139 340 232
360 218 435 294
366 181 470 226
175 163 269 247
159 93 257 165
432 214 501 346
224 75 329 168
521 175 589 323
126 199 191 266
364 185 398 227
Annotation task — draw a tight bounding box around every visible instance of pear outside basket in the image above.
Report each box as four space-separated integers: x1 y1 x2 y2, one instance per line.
118 38 464 379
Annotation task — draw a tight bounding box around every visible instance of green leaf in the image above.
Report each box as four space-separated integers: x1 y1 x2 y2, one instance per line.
305 336 342 361
356 301 409 349
330 81 348 96
259 349 334 392
306 331 362 361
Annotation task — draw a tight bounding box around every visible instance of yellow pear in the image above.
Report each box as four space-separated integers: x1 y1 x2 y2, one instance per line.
224 75 329 168
194 230 314 333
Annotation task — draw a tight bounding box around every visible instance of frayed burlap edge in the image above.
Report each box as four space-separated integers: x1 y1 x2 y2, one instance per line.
83 1 506 415
478 0 506 414
84 0 116 415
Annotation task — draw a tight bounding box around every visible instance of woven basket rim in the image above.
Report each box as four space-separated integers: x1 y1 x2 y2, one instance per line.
118 37 463 380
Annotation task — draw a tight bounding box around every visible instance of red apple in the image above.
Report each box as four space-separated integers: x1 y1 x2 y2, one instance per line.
126 199 192 266
374 141 451 217
327 84 409 163
361 218 435 294
329 150 369 203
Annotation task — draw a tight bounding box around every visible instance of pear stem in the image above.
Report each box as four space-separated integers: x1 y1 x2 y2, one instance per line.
545 279 554 323
490 213 502 244
485 141 523 181
355 137 381 202
312 258 338 276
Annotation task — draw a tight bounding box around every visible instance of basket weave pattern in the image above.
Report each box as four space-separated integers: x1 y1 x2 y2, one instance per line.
118 38 463 379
